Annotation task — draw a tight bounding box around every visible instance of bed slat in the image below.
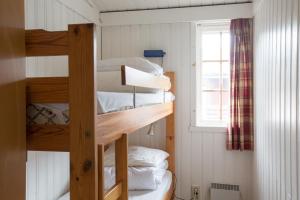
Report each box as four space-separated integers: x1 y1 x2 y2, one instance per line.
25 29 68 56
26 77 69 103
121 65 171 90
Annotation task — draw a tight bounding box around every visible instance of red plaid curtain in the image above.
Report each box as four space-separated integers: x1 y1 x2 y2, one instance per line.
227 18 254 151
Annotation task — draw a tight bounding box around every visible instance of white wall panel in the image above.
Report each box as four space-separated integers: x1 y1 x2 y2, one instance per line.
25 0 101 200
253 0 300 199
25 0 101 77
102 23 253 200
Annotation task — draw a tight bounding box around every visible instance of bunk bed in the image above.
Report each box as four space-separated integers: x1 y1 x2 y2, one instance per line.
25 23 176 200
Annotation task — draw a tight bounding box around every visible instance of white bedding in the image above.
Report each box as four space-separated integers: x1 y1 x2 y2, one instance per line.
129 171 172 200
57 171 173 200
104 146 169 190
97 91 174 114
105 145 170 168
27 91 175 125
105 167 166 190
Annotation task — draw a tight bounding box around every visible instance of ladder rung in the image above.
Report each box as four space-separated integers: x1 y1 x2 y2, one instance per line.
26 77 69 103
26 29 68 56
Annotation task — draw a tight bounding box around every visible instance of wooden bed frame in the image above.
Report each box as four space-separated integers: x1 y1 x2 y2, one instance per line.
25 23 175 200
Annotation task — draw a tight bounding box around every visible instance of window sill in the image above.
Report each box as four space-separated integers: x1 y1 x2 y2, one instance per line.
189 125 227 133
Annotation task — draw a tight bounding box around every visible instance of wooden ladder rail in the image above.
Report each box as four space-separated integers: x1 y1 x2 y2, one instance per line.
98 134 128 200
26 23 130 200
68 23 99 200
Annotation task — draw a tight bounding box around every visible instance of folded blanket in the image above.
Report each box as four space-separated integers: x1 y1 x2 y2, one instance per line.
105 167 166 190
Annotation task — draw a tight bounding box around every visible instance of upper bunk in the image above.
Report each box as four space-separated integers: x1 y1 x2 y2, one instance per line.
25 23 175 152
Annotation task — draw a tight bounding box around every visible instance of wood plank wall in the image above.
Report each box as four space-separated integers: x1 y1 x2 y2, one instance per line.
25 1 101 200
0 0 26 199
253 0 300 199
25 0 101 78
101 23 253 200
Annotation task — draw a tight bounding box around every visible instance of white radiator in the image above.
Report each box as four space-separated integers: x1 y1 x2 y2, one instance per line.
210 183 240 200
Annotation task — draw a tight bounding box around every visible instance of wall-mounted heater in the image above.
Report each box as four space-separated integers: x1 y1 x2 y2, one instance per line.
144 50 166 57
210 183 240 200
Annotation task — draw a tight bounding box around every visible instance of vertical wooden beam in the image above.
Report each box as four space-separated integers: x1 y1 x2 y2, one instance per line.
68 23 97 200
115 134 128 200
98 145 104 200
165 72 176 174
0 0 26 199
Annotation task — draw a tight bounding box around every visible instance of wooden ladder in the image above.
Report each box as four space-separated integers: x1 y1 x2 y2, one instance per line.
26 23 129 200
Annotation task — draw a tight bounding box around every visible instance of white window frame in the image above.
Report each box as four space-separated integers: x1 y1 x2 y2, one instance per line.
190 21 230 133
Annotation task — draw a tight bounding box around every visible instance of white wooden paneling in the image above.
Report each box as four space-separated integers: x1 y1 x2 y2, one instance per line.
57 0 100 23
97 0 251 12
191 133 253 200
25 0 101 200
102 23 253 200
100 3 253 26
253 0 300 199
25 0 101 77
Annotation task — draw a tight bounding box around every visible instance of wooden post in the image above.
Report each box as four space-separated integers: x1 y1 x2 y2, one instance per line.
115 134 128 200
68 23 97 200
98 145 104 200
165 72 176 174
0 0 26 199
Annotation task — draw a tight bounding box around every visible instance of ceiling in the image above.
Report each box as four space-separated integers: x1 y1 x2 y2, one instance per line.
97 0 252 12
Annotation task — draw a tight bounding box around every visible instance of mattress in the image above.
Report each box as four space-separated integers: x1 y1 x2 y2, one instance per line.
57 171 173 200
27 91 175 125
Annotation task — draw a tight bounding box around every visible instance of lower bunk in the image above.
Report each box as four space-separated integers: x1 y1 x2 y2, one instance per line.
59 171 174 200
55 145 175 200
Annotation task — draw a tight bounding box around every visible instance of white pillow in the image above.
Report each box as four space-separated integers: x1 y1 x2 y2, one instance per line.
98 57 163 76
104 145 169 167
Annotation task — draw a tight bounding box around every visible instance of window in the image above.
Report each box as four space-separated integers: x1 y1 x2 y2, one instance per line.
196 24 230 127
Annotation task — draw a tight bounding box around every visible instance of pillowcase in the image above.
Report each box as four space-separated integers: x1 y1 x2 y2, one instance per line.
104 145 169 167
97 57 163 76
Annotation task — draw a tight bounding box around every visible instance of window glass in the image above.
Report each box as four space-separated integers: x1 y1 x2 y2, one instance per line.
198 25 230 125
